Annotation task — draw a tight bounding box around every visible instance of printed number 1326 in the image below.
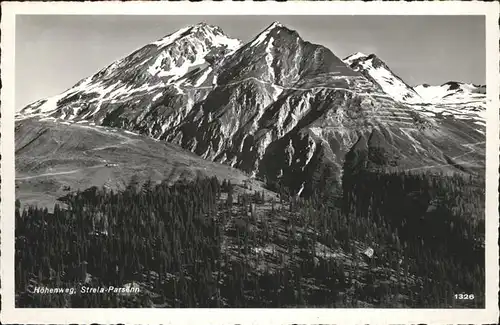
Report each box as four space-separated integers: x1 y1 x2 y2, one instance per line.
454 293 475 300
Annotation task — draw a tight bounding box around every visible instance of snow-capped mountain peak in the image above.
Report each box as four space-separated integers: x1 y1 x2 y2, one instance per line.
343 52 422 103
146 24 242 78
152 22 241 50
20 24 244 119
343 52 368 65
18 23 486 194
249 21 298 47
268 21 284 30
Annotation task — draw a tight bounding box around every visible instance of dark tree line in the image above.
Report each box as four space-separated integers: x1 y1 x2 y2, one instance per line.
338 149 485 307
16 164 484 308
17 177 224 307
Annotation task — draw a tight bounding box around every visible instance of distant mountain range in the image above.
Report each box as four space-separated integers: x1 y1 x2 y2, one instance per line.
344 52 486 126
17 21 486 198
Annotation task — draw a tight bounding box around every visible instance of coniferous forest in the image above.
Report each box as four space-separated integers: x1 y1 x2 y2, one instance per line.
15 168 485 308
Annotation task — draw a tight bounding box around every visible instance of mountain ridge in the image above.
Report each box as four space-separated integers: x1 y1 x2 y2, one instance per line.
18 21 485 196
342 52 486 105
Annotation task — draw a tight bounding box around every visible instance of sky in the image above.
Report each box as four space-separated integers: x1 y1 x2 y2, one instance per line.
16 15 485 110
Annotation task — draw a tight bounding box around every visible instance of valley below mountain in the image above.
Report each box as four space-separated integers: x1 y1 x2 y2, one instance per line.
15 117 265 211
15 21 486 308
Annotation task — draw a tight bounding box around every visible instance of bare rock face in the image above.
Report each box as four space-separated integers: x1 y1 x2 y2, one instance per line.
19 22 485 195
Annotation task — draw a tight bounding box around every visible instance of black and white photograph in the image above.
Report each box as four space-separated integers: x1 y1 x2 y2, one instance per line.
1 1 499 324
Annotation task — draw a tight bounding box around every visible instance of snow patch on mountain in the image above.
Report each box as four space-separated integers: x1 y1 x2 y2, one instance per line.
364 62 421 102
265 37 276 80
344 52 368 65
20 76 93 117
153 23 241 52
152 93 163 102
276 104 290 138
148 52 167 76
257 132 273 162
414 82 486 104
211 34 242 54
250 22 283 47
194 67 213 87
20 23 242 120
408 82 486 124
303 136 316 171
344 53 422 103
152 26 192 47
263 36 284 101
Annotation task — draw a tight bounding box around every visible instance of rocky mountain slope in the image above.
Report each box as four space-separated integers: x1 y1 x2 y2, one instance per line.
18 22 486 197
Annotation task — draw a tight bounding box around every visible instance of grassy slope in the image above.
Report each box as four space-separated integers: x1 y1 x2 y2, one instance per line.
15 118 270 210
